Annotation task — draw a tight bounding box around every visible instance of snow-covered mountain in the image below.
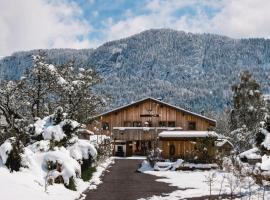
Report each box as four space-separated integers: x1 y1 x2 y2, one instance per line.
1 29 270 113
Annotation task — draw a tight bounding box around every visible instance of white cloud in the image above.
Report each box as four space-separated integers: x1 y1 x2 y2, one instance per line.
209 0 270 38
2 0 270 57
0 0 93 57
102 0 270 42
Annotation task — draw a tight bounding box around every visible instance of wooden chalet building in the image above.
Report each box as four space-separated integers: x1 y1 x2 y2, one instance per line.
88 97 217 158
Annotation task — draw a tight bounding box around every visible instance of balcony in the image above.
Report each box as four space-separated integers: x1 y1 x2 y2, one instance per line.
112 126 183 141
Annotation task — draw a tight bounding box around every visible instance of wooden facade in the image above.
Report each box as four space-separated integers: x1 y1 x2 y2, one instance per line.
160 138 216 161
88 97 216 157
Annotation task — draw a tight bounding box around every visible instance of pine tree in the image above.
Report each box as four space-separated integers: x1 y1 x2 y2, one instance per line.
230 71 265 153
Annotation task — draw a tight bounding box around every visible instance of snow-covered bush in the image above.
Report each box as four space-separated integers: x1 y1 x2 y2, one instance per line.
0 137 24 171
29 107 81 148
44 149 81 186
68 138 97 172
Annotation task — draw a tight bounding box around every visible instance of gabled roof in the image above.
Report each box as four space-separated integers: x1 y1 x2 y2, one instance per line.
92 97 216 124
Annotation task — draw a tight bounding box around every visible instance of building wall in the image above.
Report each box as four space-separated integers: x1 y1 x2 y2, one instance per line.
160 139 216 161
89 99 215 136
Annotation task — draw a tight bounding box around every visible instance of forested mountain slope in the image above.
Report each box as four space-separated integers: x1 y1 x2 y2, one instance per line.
1 29 270 113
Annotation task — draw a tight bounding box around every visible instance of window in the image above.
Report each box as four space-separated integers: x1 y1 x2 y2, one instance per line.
117 146 124 152
124 121 132 127
133 121 142 127
102 122 109 130
159 121 167 127
188 121 196 130
168 121 176 127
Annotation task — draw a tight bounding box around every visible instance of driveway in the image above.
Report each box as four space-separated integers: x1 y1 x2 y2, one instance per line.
84 158 178 200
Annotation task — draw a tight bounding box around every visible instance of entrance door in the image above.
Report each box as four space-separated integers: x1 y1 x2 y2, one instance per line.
126 141 133 157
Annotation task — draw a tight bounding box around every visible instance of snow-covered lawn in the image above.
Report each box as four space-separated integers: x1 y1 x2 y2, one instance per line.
138 161 270 200
0 157 113 200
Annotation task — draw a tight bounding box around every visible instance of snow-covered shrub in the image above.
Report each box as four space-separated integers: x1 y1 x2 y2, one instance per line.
0 137 24 171
68 138 97 173
43 149 81 190
29 107 81 148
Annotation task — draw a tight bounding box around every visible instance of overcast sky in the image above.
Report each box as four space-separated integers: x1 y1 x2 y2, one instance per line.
1 0 270 57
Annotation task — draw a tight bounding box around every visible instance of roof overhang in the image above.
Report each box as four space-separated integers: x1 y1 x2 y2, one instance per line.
90 97 216 124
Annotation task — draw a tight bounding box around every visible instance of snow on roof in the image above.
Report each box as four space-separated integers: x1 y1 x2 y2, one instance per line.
215 139 234 147
91 97 216 124
113 127 182 131
159 131 218 138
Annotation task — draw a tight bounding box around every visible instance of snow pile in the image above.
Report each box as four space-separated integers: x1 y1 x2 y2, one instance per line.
260 128 270 150
88 158 114 190
139 169 263 199
239 147 261 160
44 149 81 184
154 162 174 171
137 160 153 172
261 155 270 171
0 154 113 200
0 137 14 164
43 123 66 141
139 159 218 172
28 140 50 153
68 139 97 161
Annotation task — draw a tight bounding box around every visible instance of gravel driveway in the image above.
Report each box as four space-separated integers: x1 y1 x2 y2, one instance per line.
84 159 178 200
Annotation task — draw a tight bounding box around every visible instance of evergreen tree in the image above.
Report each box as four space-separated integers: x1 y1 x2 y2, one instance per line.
230 71 265 153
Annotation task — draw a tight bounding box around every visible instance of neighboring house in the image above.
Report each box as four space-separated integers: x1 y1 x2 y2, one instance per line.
215 138 234 156
88 97 216 157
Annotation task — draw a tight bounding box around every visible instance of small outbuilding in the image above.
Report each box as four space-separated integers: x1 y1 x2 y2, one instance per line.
215 139 234 156
159 131 218 163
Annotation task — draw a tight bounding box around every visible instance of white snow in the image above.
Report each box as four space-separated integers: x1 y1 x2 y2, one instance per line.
0 146 113 200
43 149 81 184
68 139 97 161
260 128 270 150
32 115 80 142
159 131 218 138
139 163 266 200
43 124 66 141
58 77 67 85
261 155 270 171
215 139 233 147
239 147 261 160
88 158 114 190
0 137 14 164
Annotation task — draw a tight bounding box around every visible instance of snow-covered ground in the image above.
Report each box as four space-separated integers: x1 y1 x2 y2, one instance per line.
138 161 270 200
0 155 113 200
